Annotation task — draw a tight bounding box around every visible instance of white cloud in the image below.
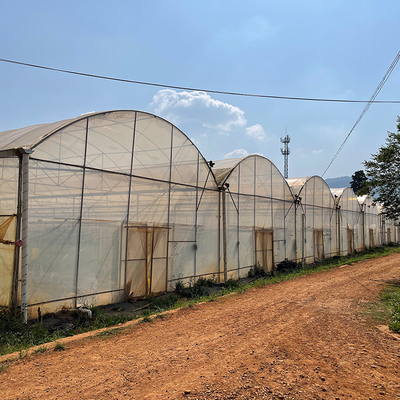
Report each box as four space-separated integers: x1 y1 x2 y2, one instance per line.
246 124 265 141
223 149 249 159
150 89 246 132
312 149 324 154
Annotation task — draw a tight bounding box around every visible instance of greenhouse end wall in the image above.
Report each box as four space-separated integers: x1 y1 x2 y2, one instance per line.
1 111 221 315
0 157 19 308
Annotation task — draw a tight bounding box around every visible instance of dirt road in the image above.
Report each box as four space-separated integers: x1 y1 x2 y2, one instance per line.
1 254 400 399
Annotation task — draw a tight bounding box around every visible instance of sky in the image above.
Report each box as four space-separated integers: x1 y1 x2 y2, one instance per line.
0 1 399 179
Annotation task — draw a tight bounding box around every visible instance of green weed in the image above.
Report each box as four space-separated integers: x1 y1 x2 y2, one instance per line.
53 342 66 351
0 364 9 373
34 346 48 354
381 285 400 333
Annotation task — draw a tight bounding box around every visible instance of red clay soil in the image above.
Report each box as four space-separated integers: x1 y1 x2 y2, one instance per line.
2 254 400 400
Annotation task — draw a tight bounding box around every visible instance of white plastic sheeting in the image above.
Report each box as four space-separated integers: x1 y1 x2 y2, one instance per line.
0 111 220 314
214 155 295 277
287 176 337 263
358 195 381 248
0 158 19 307
332 188 363 255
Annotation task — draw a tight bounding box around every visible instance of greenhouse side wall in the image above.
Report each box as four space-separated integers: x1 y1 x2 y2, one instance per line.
216 156 296 279
338 189 363 255
294 177 337 263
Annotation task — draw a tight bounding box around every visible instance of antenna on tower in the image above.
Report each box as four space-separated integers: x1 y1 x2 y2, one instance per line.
280 129 290 179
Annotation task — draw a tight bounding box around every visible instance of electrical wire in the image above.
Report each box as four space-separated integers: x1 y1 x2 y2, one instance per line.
321 51 400 177
1 57 400 104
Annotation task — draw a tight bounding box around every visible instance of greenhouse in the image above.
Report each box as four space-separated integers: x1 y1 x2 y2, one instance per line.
331 188 363 255
213 155 296 278
376 204 399 244
0 109 399 319
0 110 220 317
287 176 337 263
358 195 381 248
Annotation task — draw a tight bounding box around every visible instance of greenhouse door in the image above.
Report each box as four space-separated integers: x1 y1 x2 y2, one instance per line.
255 229 274 272
387 228 391 243
369 229 375 248
125 226 168 299
347 228 354 254
313 229 324 261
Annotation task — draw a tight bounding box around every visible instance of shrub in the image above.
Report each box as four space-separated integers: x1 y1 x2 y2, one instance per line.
276 260 302 273
224 278 240 290
248 264 268 278
174 278 210 298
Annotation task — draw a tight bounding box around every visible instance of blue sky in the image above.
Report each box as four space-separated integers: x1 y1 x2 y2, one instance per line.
0 1 399 178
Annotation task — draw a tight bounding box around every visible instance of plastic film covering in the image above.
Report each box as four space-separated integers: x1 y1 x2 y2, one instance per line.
358 195 380 248
215 155 295 277
31 119 87 165
86 113 134 173
27 160 82 309
290 176 336 263
0 118 76 151
2 110 219 312
132 113 171 181
335 188 363 255
0 158 19 307
77 170 129 299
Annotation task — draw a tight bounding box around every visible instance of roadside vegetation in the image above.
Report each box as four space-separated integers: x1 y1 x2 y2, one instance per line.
1 243 400 357
378 285 400 333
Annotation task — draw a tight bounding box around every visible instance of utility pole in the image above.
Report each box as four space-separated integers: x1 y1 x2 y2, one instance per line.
280 130 290 179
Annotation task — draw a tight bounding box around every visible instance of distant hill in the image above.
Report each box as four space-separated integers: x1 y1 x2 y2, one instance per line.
325 176 351 188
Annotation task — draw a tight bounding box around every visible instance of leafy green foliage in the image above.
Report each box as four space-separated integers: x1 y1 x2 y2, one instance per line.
380 285 400 333
174 278 211 298
146 293 180 312
363 116 400 220
276 260 302 273
34 346 48 354
248 264 268 278
224 278 240 290
0 309 62 356
0 306 132 356
350 170 368 196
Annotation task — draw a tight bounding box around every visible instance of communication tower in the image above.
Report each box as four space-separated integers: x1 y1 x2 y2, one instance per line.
280 133 290 179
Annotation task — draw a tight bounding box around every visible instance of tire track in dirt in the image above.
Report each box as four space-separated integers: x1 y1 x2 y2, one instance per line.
1 254 400 399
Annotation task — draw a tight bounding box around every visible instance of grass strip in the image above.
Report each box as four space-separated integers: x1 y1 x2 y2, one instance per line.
1 244 400 356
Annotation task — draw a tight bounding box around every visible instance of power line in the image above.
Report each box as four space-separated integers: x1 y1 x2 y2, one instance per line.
1 57 400 104
322 51 400 177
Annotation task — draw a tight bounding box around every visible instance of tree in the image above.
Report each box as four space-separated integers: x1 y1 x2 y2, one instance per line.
363 116 400 220
350 170 368 195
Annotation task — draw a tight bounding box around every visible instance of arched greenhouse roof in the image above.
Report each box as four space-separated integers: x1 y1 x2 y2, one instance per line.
286 176 311 196
0 110 217 188
357 195 379 215
286 175 335 208
330 187 346 198
332 187 361 212
213 154 294 200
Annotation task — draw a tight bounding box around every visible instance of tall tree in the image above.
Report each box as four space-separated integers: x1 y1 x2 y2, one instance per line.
363 116 400 220
350 170 368 195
